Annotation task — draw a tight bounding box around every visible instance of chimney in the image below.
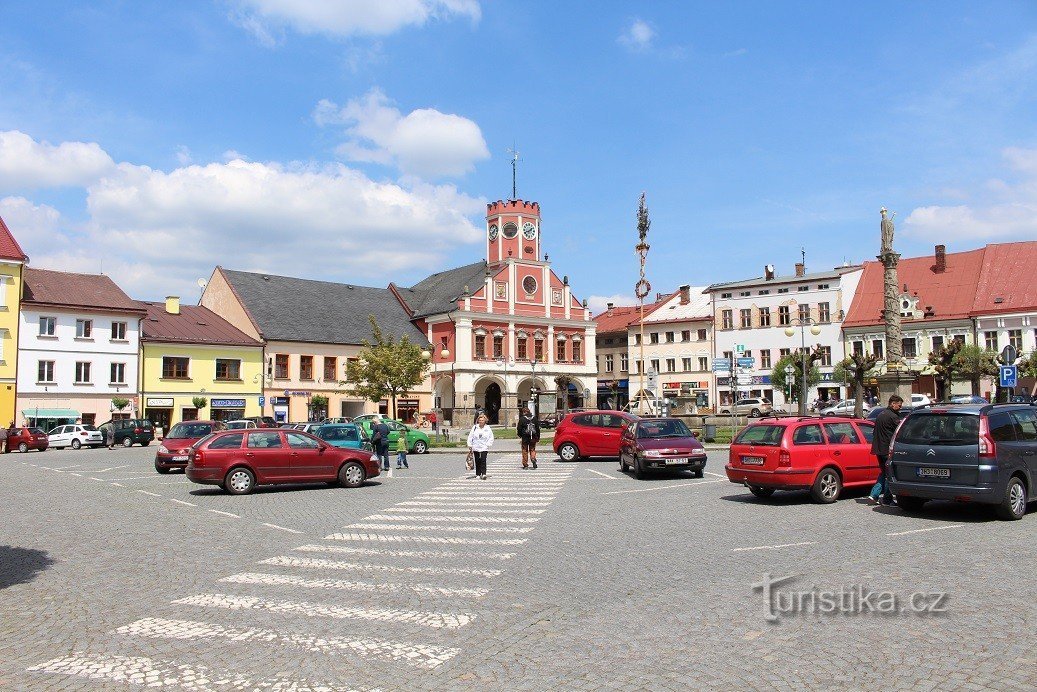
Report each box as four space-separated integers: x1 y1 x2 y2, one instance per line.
606 302 615 315
794 263 805 277
656 292 663 301
165 296 180 315
934 244 946 273
679 284 691 305
764 264 775 281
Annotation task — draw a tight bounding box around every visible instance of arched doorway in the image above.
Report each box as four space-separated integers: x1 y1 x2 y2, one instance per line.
484 382 502 424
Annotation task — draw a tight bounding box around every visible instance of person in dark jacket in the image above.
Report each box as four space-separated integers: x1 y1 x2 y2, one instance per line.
517 408 541 469
371 419 391 472
869 395 903 505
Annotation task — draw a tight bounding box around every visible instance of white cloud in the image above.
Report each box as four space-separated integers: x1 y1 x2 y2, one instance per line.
618 19 655 52
233 0 480 41
0 196 68 255
316 89 490 178
904 147 1037 242
0 130 115 188
587 294 637 315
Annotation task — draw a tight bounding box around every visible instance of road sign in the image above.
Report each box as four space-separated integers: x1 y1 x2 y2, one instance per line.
736 375 752 385
736 357 755 368
259 396 265 406
1002 345 1019 364
735 344 746 354
646 369 658 389
999 365 1018 388
712 358 732 371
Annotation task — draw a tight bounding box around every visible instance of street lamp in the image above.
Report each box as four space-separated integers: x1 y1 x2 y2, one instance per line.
529 358 540 419
784 318 823 416
783 363 796 409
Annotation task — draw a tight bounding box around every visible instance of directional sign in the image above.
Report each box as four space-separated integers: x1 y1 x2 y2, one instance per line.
1000 365 1018 388
737 357 755 368
259 396 265 406
712 358 732 371
736 375 753 385
735 344 746 354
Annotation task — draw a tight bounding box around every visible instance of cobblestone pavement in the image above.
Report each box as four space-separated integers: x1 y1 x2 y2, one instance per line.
1 444 1036 690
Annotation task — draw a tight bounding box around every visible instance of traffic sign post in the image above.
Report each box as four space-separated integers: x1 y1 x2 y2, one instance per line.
999 365 1018 389
259 396 265 406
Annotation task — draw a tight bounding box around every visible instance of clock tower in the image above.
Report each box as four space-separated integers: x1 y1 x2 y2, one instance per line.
485 199 541 264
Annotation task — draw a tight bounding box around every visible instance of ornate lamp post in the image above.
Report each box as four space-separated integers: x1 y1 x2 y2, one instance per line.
784 318 822 416
783 363 796 408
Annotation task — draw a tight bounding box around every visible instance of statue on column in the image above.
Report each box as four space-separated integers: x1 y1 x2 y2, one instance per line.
878 208 903 367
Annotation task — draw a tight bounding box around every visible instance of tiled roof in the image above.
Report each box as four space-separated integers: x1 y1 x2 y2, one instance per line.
706 266 858 292
219 268 429 347
22 267 144 313
592 297 670 335
140 301 262 347
644 287 711 323
972 241 1037 315
0 214 28 262
396 261 489 318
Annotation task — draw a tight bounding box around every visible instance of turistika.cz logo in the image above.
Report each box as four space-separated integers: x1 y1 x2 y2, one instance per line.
752 573 949 623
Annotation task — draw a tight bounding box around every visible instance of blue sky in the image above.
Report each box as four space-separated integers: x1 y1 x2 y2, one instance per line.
1 1 1035 310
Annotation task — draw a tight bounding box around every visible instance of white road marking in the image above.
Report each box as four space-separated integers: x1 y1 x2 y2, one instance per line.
417 495 557 502
886 524 965 537
208 509 240 518
115 617 459 670
93 465 129 473
602 479 726 495
109 482 125 487
28 652 369 690
398 501 550 508
68 472 83 477
323 532 527 545
293 543 516 560
170 498 196 507
136 490 162 497
704 471 727 478
263 523 304 534
731 541 818 552
260 555 502 577
106 475 168 481
89 477 105 481
585 468 618 479
348 523 532 534
220 572 489 597
389 507 546 515
173 593 475 629
52 465 80 470
365 514 540 524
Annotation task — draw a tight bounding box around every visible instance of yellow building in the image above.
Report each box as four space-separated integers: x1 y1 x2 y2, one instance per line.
0 215 28 426
139 297 264 431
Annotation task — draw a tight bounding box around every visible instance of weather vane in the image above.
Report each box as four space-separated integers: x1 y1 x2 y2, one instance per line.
506 145 520 199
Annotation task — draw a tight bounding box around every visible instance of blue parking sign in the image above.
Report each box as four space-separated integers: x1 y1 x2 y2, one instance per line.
259 396 266 406
999 366 1017 388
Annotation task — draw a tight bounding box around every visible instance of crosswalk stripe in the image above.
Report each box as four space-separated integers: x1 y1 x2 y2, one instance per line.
115 617 459 669
348 523 533 534
220 572 489 597
365 514 540 524
173 593 475 629
388 507 546 514
397 501 550 508
416 496 557 502
293 543 516 560
260 555 503 576
323 532 527 545
27 653 369 690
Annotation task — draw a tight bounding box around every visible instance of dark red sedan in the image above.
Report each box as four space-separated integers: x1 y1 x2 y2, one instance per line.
155 420 224 473
186 429 381 495
8 427 49 453
619 417 708 479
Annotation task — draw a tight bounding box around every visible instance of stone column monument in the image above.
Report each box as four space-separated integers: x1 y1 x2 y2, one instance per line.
875 207 916 401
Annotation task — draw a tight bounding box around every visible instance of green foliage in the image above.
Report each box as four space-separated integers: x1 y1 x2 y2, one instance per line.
554 375 576 413
192 396 208 410
834 351 880 417
928 337 964 390
770 351 822 405
345 316 431 419
950 345 999 395
111 397 130 411
310 394 329 408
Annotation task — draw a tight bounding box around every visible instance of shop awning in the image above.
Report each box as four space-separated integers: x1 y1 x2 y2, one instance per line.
22 408 79 418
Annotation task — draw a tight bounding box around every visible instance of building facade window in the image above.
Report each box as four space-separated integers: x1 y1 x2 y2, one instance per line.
604 354 614 372
274 354 289 379
634 333 641 345
761 350 771 369
902 338 917 359
779 348 791 359
697 328 707 340
759 307 771 327
984 331 998 351
931 335 944 353
740 309 752 329
650 332 660 344
682 357 692 371
818 346 832 367
534 338 545 361
798 304 811 322
556 339 566 362
818 302 831 322
681 330 691 341
620 354 629 372
517 338 528 361
162 357 189 379
1008 329 1023 352
324 357 337 382
39 316 56 336
111 321 127 340
572 340 582 363
300 355 314 380
698 356 708 371
778 306 791 326
215 359 241 381
665 331 675 343
75 319 93 338
872 340 884 360
650 359 660 373
110 362 126 384
666 358 676 373
38 360 55 383
722 310 733 330
493 334 504 359
475 334 487 359
852 341 864 357
75 361 91 383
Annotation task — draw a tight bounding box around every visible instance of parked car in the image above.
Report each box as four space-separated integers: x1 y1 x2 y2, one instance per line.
47 424 104 450
1008 394 1033 404
8 427 49 452
866 405 914 422
820 399 871 417
539 412 561 429
911 394 933 407
225 420 258 430
281 422 322 433
553 410 638 461
186 428 381 494
155 420 224 473
947 394 990 405
619 417 707 478
888 403 1037 520
725 416 879 503
315 423 372 451
355 418 431 454
244 416 278 428
320 417 353 424
719 398 773 418
97 418 155 447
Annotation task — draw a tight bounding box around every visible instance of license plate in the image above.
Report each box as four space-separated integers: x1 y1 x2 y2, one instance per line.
742 456 765 465
665 458 688 465
917 467 951 479
172 455 189 462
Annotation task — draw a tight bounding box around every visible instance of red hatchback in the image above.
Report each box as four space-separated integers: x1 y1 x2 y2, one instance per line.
619 417 708 478
186 428 380 495
8 427 49 453
725 417 878 503
156 420 225 473
554 410 638 461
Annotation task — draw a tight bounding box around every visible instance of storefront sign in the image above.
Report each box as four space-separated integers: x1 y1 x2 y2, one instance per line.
398 399 419 406
284 390 310 397
663 382 680 390
271 397 289 405
211 398 246 408
146 398 174 407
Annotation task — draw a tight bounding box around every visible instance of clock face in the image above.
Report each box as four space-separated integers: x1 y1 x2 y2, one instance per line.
501 222 518 239
522 276 538 295
488 224 499 240
522 221 537 240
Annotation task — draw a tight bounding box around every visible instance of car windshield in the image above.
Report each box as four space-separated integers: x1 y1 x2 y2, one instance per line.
896 414 979 446
226 422 246 429
637 419 692 438
734 424 786 446
168 422 213 438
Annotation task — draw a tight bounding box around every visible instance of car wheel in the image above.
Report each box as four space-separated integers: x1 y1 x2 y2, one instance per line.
225 467 256 495
897 496 927 512
142 440 151 447
71 439 82 450
995 477 1027 521
339 462 366 488
634 456 646 480
558 443 579 462
692 469 704 478
750 408 761 418
18 442 28 453
155 462 171 475
810 467 842 503
413 440 428 454
122 437 134 448
619 455 629 473
748 485 775 498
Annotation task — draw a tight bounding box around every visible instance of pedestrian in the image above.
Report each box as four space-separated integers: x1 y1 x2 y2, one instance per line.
0 425 7 454
395 430 409 469
106 424 116 450
428 410 438 433
466 413 494 480
517 407 540 469
869 394 903 506
371 419 391 473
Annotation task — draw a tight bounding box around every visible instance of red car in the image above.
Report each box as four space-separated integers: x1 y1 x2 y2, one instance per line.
8 427 49 453
725 416 878 503
554 410 638 461
619 417 708 478
155 420 225 473
186 429 381 495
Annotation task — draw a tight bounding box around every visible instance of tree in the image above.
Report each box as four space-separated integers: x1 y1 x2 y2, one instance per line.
950 345 998 396
554 375 576 413
111 397 130 413
310 394 329 421
345 316 430 420
192 396 208 411
928 338 964 399
1018 352 1037 397
834 352 879 417
770 351 822 409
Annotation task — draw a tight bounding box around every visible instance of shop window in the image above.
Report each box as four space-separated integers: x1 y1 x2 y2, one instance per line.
162 357 189 379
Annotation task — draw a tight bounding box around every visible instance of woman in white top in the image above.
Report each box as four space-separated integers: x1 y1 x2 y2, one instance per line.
466 414 495 479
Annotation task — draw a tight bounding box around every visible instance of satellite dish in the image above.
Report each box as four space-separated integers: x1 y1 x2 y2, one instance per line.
196 278 207 289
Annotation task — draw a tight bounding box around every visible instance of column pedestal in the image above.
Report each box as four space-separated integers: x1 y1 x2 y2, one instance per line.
875 365 917 404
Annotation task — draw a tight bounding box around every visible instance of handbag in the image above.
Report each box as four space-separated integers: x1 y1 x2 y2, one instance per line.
466 449 475 470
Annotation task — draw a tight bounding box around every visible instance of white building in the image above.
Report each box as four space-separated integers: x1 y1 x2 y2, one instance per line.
17 268 145 429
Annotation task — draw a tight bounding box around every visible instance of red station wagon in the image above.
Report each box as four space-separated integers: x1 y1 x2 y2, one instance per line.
8 427 49 453
725 417 879 503
554 410 638 461
187 429 381 495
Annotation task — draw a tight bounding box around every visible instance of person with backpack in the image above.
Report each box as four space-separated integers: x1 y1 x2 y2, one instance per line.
371 419 391 473
517 407 540 469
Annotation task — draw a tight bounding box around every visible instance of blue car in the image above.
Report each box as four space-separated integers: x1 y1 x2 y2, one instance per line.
315 423 372 451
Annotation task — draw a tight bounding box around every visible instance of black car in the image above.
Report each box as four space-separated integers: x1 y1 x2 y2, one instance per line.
866 405 914 421
888 403 1037 520
539 412 560 429
98 418 155 447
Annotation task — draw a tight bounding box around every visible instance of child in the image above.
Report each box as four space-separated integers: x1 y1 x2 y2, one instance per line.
396 433 409 469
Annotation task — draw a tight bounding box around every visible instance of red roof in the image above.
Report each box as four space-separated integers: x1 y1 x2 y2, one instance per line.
140 301 262 347
593 297 670 335
0 214 28 262
972 241 1037 316
22 267 144 314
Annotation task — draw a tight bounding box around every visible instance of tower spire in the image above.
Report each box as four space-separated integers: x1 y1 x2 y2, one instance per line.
506 145 520 199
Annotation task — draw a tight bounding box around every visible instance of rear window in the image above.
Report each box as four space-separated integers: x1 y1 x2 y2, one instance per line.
897 414 979 446
208 433 244 449
82 425 99 431
168 422 214 439
734 424 786 446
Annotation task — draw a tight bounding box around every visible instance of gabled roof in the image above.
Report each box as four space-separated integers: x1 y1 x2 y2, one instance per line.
644 287 711 323
0 214 28 263
219 268 429 346
22 267 144 314
140 302 262 347
972 241 1037 316
592 297 670 335
395 261 489 319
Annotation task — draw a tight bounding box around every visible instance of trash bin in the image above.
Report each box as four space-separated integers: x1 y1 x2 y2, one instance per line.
702 424 717 443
